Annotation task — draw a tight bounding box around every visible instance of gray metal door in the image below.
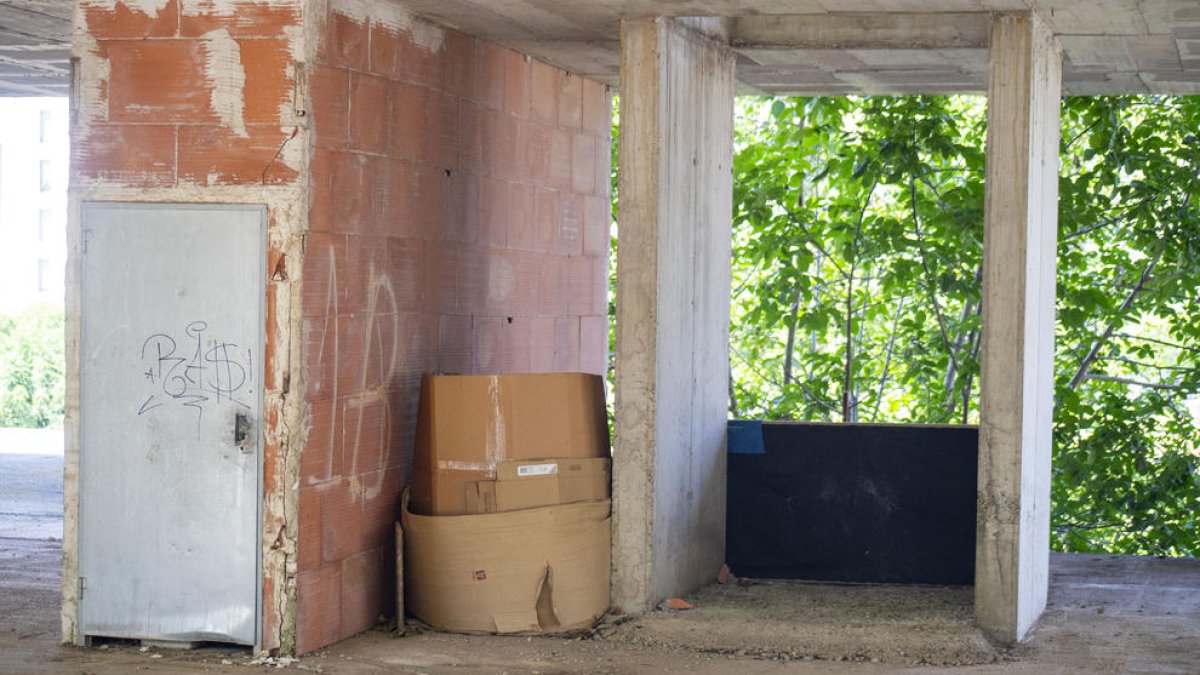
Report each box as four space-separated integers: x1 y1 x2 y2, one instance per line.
79 203 264 646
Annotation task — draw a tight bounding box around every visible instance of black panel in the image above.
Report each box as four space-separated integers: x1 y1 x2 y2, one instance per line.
726 423 977 585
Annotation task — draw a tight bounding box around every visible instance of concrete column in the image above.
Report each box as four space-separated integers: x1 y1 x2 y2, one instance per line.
976 12 1062 644
612 17 735 612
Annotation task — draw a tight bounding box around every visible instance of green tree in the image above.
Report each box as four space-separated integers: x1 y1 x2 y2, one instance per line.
1051 96 1200 555
0 304 66 428
731 96 986 424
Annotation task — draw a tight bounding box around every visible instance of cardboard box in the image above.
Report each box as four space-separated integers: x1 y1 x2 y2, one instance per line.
466 458 611 514
412 373 610 515
556 458 611 503
402 499 611 634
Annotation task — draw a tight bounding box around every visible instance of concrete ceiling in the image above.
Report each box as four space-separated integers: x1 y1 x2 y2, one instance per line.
0 1 1196 97
400 0 1200 95
0 0 71 97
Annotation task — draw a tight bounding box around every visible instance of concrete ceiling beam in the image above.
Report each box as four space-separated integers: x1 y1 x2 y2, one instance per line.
732 12 992 50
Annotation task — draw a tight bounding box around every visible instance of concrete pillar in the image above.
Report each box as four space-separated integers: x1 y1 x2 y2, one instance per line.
976 12 1062 644
612 17 734 612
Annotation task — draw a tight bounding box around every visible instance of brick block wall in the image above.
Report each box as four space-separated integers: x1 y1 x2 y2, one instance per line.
295 4 612 654
75 0 303 188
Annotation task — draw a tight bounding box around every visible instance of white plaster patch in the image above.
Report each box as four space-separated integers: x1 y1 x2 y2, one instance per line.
181 0 245 15
84 0 173 17
278 125 304 173
284 23 306 65
203 29 248 138
72 8 110 134
330 0 445 51
487 256 515 306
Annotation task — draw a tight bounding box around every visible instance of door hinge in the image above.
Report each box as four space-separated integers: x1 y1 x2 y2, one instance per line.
81 229 93 255
78 576 86 599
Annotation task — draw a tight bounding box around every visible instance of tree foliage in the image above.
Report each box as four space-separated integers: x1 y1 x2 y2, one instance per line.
728 95 1200 557
0 304 65 429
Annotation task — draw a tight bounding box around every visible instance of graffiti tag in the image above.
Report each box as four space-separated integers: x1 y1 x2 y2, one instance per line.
137 320 253 431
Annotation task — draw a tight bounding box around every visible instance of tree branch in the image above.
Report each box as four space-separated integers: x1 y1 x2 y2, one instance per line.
842 180 878 423
873 294 908 422
910 176 960 405
1061 192 1166 242
1098 355 1199 373
783 283 802 386
942 299 975 406
1063 117 1102 152
1068 250 1163 390
1083 373 1181 390
783 206 849 276
1113 331 1200 354
953 293 983 424
728 367 740 418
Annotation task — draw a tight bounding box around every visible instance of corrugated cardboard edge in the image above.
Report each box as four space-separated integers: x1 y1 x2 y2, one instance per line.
395 521 404 625
402 499 611 635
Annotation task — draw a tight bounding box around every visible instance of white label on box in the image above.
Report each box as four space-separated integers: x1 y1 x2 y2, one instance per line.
517 463 558 477
438 460 491 471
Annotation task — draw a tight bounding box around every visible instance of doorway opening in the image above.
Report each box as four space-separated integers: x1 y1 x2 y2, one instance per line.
0 95 70 653
0 96 69 538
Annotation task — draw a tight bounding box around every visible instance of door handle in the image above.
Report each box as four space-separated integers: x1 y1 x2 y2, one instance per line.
234 411 254 453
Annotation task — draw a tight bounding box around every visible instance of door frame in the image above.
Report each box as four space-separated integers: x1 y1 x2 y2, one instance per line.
75 201 266 650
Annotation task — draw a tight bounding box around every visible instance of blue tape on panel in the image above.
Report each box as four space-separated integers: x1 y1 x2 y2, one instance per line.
727 419 765 455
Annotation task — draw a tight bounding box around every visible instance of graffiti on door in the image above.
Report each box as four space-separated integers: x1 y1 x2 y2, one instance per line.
137 320 253 430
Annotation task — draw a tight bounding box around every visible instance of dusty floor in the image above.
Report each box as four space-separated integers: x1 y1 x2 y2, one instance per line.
3 535 1198 675
602 580 998 666
2 450 1197 673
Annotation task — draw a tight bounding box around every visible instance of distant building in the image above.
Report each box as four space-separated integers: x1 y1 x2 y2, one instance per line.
0 97 69 314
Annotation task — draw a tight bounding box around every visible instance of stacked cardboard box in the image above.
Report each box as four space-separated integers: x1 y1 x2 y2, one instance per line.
465 458 610 514
403 372 612 634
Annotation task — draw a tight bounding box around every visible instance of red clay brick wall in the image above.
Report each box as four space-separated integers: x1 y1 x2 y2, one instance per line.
73 0 305 653
75 0 302 188
295 7 612 654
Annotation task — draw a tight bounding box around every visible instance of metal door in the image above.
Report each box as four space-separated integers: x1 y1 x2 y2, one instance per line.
79 203 264 646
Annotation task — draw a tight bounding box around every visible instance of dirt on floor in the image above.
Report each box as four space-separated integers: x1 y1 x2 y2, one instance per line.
601 579 999 666
2 541 1199 675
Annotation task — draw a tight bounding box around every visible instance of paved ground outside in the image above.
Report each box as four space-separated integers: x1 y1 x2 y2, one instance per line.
0 452 63 540
1 432 65 671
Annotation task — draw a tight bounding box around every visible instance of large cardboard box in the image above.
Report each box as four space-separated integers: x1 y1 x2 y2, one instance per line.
411 373 610 515
466 458 611 514
402 499 611 634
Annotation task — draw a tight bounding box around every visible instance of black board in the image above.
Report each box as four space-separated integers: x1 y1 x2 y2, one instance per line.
726 422 977 585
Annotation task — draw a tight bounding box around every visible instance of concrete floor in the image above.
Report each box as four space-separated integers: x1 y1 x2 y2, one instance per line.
3 544 1198 674
1 449 1198 674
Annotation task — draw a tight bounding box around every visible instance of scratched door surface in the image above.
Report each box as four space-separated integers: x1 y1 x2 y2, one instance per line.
79 203 264 646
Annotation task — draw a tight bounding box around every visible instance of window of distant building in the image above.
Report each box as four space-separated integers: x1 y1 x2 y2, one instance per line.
39 110 51 144
38 209 50 243
37 259 51 291
39 159 51 192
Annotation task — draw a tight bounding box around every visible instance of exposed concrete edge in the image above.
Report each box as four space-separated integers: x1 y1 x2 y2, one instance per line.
612 16 734 614
974 9 1060 647
612 16 663 615
731 12 992 50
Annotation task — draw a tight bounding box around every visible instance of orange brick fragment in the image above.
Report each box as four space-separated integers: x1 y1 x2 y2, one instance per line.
666 598 694 610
